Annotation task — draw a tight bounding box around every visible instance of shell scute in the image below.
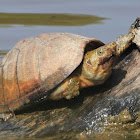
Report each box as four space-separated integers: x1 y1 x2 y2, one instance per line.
14 37 34 50
2 49 21 108
17 39 42 97
38 34 83 89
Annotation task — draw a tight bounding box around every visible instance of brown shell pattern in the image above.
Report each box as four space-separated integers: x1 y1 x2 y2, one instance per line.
0 33 104 113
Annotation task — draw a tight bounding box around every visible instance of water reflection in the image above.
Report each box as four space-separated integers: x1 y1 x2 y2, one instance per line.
0 13 107 27
0 50 9 55
0 50 9 61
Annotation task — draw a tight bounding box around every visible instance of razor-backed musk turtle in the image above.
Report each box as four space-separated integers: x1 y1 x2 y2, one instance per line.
0 32 134 120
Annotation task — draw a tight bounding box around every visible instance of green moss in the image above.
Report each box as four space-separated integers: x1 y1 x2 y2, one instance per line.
117 109 134 123
0 13 108 26
0 50 9 55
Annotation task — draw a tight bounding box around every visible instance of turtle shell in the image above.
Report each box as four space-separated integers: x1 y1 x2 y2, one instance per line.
0 33 104 113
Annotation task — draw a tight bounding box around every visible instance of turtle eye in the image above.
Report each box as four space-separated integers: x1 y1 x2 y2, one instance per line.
97 48 104 56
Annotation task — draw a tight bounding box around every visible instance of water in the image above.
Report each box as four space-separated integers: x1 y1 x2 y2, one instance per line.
0 0 140 51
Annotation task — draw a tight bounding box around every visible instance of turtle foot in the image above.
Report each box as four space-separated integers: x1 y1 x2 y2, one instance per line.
0 113 13 121
63 77 80 99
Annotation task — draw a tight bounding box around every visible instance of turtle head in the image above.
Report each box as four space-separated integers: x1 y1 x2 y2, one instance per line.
81 33 134 86
115 33 134 56
82 43 117 85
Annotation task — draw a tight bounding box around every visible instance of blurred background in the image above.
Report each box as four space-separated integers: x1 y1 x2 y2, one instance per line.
0 0 139 51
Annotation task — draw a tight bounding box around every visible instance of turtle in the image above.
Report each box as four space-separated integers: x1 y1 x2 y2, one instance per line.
0 32 134 120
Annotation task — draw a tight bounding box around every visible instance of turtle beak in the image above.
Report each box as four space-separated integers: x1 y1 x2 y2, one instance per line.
99 48 116 66
99 54 116 65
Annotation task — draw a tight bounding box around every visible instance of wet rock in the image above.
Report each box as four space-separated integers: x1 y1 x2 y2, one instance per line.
108 109 134 124
117 109 133 123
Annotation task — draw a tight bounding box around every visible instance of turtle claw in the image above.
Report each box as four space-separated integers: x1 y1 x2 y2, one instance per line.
64 90 80 100
0 113 13 121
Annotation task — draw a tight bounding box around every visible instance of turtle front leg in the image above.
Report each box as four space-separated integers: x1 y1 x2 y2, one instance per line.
0 108 15 121
63 77 80 99
48 76 80 100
